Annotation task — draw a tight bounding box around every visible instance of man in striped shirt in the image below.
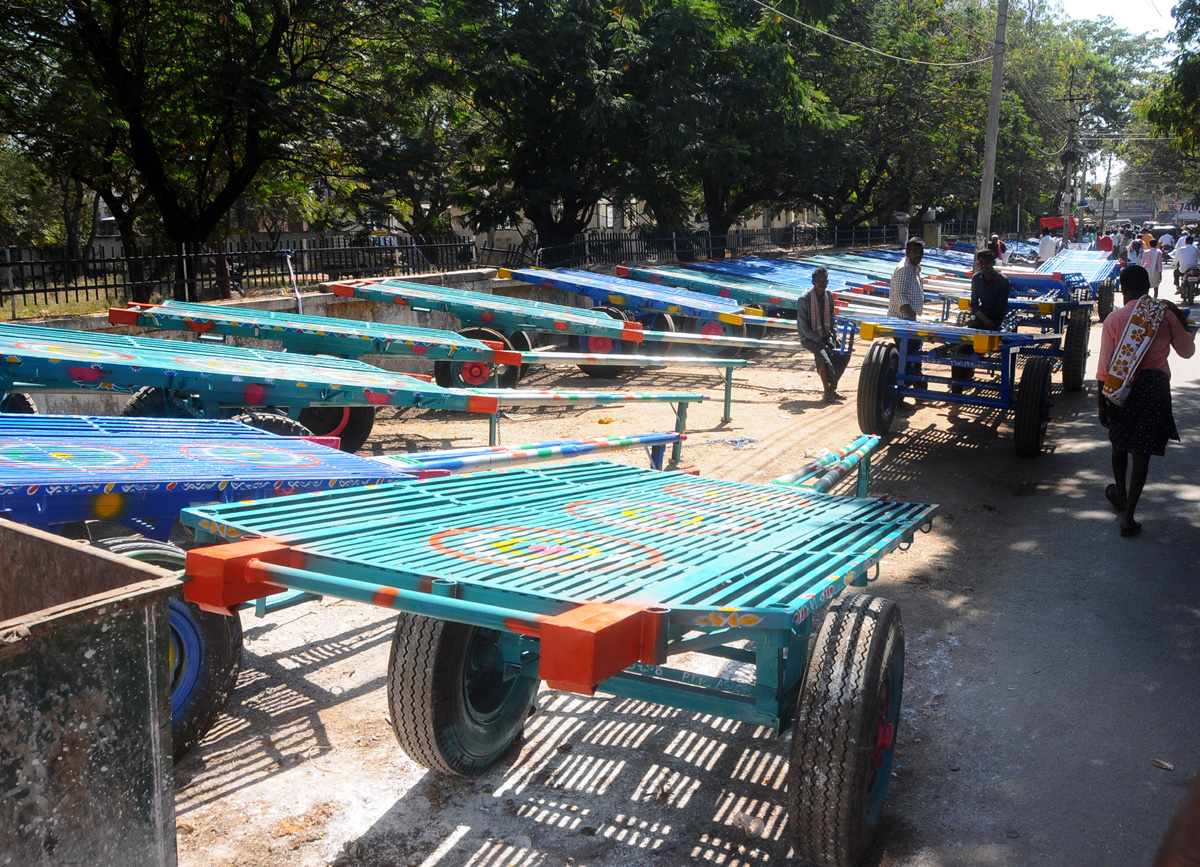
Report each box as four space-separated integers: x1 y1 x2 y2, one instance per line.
889 237 925 320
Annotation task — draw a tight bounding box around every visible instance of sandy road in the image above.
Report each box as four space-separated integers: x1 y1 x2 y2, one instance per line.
173 321 1200 867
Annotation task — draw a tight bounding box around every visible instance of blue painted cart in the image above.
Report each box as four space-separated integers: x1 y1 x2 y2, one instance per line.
182 459 938 866
0 412 416 757
0 323 704 461
112 299 746 424
854 318 1063 457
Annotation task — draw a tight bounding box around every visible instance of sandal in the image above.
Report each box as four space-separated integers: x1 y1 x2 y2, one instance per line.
1105 484 1127 513
1120 520 1142 537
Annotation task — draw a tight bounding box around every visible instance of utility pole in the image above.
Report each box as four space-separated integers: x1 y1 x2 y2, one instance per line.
1098 152 1112 231
975 0 1008 249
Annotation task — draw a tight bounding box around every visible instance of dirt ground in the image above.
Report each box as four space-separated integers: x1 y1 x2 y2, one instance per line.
172 322 1200 867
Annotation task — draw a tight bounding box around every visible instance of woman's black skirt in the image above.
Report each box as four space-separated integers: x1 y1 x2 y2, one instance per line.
1109 368 1179 456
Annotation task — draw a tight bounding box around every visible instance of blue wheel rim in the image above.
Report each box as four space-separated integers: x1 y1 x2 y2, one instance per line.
168 602 203 723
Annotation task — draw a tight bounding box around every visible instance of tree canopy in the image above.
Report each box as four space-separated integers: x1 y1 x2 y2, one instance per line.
0 0 1171 254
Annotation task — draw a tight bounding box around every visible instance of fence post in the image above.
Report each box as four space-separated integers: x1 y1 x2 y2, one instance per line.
3 248 13 320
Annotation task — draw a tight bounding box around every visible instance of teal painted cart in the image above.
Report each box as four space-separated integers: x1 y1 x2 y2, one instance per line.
183 460 938 867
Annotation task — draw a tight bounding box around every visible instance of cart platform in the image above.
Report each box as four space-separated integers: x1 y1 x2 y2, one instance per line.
0 413 411 537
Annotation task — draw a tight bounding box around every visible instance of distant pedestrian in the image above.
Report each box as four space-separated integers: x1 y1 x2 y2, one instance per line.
1097 231 1114 254
986 234 1006 263
1096 265 1195 536
1037 227 1057 263
889 238 925 320
952 250 1012 391
1142 238 1164 297
1127 234 1144 264
795 267 845 402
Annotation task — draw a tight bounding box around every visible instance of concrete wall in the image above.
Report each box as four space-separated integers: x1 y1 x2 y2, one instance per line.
23 269 569 416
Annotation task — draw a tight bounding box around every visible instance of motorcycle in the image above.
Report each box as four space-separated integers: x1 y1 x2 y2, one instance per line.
1182 268 1199 306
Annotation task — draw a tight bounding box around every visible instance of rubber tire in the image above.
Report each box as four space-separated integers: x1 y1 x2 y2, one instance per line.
638 312 676 358
296 406 374 452
231 411 314 438
1061 309 1090 392
1097 282 1114 322
857 340 899 436
509 330 535 382
0 392 37 413
386 612 538 776
89 537 242 759
788 594 904 867
1014 355 1053 458
119 386 202 418
577 307 638 378
434 327 521 389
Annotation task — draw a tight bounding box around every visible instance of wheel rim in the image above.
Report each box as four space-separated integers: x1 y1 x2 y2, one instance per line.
168 604 203 719
586 335 615 354
865 652 902 827
699 321 727 337
454 359 496 386
301 406 351 437
462 628 524 726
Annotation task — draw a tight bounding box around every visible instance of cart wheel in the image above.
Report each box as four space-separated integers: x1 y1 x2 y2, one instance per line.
0 392 37 413
232 410 315 439
296 406 374 452
1014 355 1053 458
387 612 538 776
691 318 745 358
788 594 903 867
435 327 522 389
856 340 899 435
638 312 676 357
120 386 203 418
509 330 535 382
1097 282 1115 322
90 537 242 759
1060 309 1090 393
577 307 637 378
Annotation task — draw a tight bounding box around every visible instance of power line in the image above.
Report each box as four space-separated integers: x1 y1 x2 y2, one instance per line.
749 0 996 68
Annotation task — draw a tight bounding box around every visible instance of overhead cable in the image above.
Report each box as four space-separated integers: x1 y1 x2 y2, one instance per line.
749 0 996 68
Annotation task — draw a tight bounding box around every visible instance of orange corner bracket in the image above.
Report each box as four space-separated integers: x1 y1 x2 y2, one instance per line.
184 539 293 614
538 603 668 696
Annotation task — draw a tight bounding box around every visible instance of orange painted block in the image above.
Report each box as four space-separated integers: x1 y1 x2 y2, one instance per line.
108 308 141 326
185 539 293 614
539 602 652 695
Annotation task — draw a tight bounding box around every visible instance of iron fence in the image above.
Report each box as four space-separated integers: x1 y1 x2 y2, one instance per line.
1 235 478 318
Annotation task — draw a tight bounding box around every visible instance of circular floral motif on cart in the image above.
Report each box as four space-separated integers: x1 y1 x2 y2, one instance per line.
428 525 664 573
564 499 760 535
180 442 321 469
0 440 149 472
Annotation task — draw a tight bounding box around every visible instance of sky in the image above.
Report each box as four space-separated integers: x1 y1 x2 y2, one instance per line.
1058 0 1175 36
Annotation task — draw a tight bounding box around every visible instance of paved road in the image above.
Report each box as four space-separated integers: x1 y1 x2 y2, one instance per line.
872 323 1200 866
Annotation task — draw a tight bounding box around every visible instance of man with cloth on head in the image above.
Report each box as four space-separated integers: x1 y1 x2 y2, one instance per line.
1096 265 1195 537
795 267 845 402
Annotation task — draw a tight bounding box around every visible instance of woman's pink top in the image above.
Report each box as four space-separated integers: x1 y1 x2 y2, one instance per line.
1096 298 1196 382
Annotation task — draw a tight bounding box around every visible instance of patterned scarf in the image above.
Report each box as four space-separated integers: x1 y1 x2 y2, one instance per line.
810 289 833 338
1103 295 1167 406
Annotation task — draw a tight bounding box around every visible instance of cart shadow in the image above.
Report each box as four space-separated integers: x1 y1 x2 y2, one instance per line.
174 607 398 815
327 689 806 867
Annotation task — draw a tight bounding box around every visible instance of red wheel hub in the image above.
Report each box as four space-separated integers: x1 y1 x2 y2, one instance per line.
587 336 614 353
700 322 724 337
871 680 894 768
457 361 494 386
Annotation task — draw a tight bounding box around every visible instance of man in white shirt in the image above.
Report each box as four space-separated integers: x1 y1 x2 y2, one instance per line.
1038 227 1057 263
1160 231 1176 254
1173 235 1200 287
1141 238 1164 298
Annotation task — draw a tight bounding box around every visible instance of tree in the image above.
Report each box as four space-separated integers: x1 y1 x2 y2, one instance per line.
0 0 413 252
